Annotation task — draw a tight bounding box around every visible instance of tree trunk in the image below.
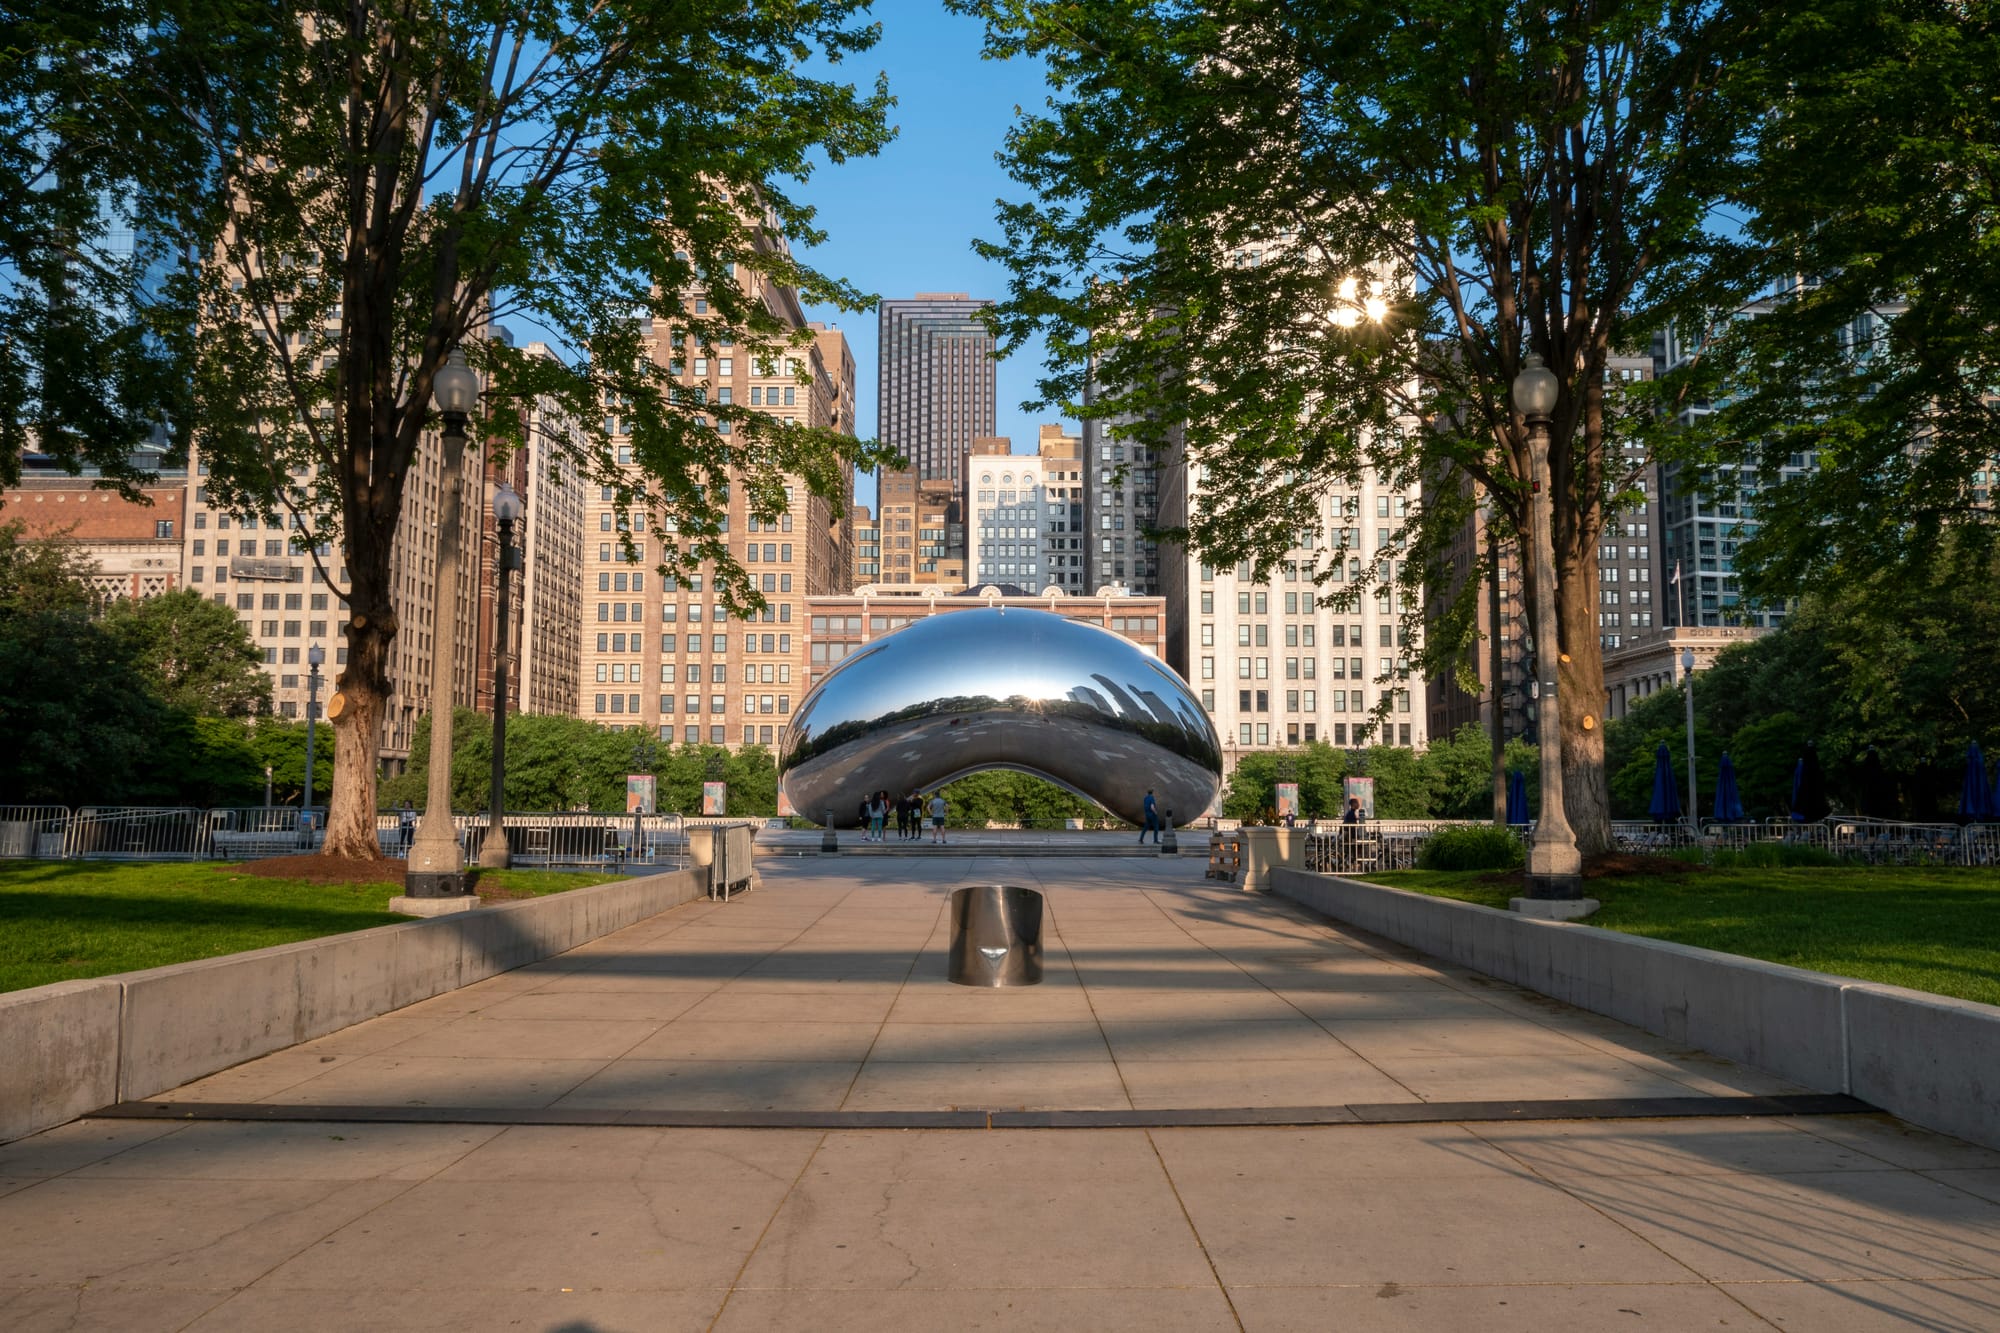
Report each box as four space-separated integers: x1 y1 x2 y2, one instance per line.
321 592 396 859
1554 526 1613 857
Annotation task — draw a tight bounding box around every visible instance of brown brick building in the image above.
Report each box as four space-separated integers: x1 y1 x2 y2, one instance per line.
579 255 859 745
2 470 186 600
806 584 1167 692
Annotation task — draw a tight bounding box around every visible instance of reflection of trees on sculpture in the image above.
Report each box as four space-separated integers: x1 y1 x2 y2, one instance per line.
777 610 1222 826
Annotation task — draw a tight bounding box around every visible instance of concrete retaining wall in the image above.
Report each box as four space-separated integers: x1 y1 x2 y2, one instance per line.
0 981 124 1146
1272 869 2000 1152
2 868 705 1144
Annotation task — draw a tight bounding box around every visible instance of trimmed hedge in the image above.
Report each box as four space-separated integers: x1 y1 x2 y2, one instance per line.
1417 825 1526 872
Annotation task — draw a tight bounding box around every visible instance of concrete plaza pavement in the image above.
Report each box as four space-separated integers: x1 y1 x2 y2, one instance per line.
2 855 1998 1330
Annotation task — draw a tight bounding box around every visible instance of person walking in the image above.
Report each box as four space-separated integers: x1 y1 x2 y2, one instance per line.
928 791 948 844
397 800 415 852
1139 788 1162 844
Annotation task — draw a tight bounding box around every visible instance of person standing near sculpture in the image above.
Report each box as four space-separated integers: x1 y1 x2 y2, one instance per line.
1139 789 1162 844
928 791 948 844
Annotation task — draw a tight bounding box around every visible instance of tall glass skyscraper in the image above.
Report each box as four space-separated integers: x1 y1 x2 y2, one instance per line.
877 294 996 485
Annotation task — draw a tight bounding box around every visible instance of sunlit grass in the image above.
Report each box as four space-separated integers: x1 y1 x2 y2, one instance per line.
1362 867 2000 1007
0 861 625 993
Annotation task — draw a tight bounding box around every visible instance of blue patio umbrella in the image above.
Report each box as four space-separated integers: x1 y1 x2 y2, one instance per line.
1961 741 1997 822
1713 751 1745 822
1648 742 1682 822
1505 770 1529 826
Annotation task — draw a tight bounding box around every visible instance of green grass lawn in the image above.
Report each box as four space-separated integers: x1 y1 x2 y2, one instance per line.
1360 867 2000 1007
0 861 627 993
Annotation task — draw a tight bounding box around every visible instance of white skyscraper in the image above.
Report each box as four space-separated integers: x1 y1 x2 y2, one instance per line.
1160 460 1427 769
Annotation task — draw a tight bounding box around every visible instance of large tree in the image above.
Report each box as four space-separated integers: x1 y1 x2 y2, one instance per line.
104 587 271 717
1680 0 2000 596
0 1 265 487
73 0 897 856
0 522 166 802
951 0 1757 852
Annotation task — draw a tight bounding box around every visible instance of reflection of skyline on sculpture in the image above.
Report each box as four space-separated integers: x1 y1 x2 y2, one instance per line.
778 608 1222 827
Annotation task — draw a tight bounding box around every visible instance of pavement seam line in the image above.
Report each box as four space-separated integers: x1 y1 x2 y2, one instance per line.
164 1115 510 1325
1143 1126 1248 1332
1045 867 1140 1114
1264 888 1753 1101
1137 881 1433 1103
832 881 947 1112
705 1127 831 1332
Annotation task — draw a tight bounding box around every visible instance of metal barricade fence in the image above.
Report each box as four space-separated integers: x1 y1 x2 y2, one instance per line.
62 807 212 861
1826 818 1974 867
1698 821 1773 852
449 812 689 870
6 805 1991 871
1609 821 1698 854
209 807 326 860
0 805 70 858
1965 824 2000 867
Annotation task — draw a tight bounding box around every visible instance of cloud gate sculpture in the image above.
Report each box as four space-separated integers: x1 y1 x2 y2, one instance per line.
777 607 1223 828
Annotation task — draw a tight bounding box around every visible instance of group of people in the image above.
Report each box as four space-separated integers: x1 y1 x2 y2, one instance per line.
858 789 948 844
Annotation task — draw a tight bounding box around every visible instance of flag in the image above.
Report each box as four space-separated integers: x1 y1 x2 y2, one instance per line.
1671 560 1681 586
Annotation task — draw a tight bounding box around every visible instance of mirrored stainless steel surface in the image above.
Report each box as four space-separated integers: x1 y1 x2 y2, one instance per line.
948 885 1044 987
778 607 1223 826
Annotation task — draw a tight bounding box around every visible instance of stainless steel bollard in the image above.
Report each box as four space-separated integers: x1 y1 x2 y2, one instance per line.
948 885 1044 987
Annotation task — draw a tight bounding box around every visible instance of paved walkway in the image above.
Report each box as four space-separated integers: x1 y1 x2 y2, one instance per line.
2 857 1998 1329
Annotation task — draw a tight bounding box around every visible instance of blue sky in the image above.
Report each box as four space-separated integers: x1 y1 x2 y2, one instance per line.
793 5 1071 509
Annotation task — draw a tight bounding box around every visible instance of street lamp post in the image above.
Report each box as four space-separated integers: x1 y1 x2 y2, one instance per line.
304 644 324 844
1512 354 1584 904
404 347 479 901
479 483 522 869
632 737 661 862
1480 492 1507 826
1681 647 1698 828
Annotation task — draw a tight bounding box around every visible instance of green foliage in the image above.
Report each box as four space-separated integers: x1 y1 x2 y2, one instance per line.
1220 726 1539 822
0 1 256 488
387 710 779 816
0 860 623 993
1668 844 1843 870
103 588 270 717
0 521 326 806
12 0 898 845
949 0 1768 846
1602 549 2000 820
1417 826 1525 873
934 771 1103 827
0 522 168 803
1368 866 2000 1007
249 716 336 806
1681 1 2000 596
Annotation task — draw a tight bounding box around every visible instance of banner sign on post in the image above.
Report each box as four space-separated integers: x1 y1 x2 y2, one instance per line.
702 781 727 816
626 774 656 814
1274 782 1299 819
1343 776 1376 820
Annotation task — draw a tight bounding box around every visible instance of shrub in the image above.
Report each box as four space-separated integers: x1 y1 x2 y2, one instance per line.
1705 842 1844 869
1417 825 1525 872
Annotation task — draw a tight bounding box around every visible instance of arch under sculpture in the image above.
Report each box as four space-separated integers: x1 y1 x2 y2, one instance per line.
777 607 1223 827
